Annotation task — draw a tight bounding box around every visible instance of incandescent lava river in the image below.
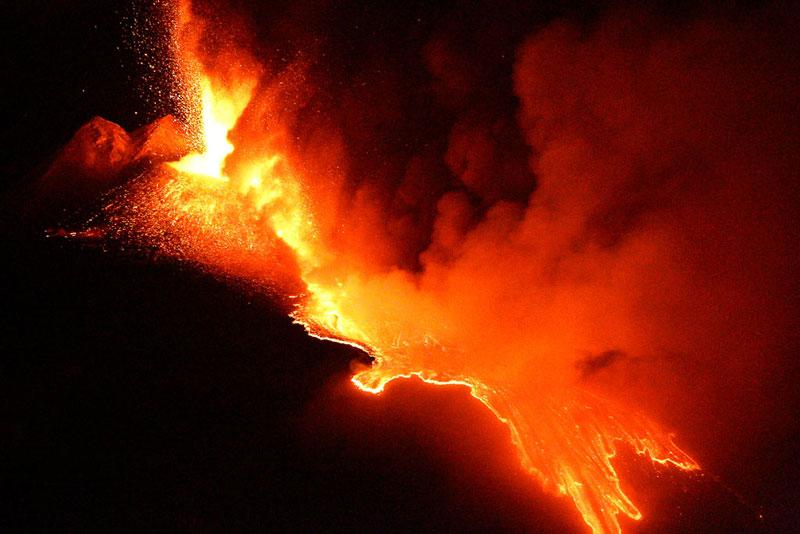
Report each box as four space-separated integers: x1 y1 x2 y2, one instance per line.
88 2 712 533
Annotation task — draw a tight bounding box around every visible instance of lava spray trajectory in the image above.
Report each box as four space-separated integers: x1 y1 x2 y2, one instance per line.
90 0 800 531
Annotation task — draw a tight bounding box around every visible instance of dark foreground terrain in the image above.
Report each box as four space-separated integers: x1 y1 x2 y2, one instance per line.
1 229 773 533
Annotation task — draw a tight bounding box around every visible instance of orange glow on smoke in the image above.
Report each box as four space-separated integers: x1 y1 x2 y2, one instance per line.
110 2 701 533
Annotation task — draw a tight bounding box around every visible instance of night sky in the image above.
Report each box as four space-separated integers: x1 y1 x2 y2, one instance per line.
3 1 799 532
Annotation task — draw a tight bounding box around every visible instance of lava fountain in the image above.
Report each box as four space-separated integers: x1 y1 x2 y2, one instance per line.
91 1 707 532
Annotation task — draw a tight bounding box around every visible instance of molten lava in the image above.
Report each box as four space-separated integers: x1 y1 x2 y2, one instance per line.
168 76 253 179
95 2 703 532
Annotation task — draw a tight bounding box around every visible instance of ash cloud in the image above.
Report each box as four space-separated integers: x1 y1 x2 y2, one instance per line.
189 0 798 446
256 0 800 491
508 5 800 416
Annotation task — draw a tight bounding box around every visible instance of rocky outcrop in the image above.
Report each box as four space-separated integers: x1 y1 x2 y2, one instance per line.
42 116 133 183
29 115 190 223
130 115 191 164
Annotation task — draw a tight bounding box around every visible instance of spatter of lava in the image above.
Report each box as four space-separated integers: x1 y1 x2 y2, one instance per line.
90 2 700 532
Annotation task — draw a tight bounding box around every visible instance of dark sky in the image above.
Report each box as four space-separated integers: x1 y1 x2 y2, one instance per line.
3 1 799 532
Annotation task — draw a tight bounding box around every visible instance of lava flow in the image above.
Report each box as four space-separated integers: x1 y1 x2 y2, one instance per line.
88 1 716 532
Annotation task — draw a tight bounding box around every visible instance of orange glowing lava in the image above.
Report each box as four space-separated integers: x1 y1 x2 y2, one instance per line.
168 76 254 179
102 2 701 533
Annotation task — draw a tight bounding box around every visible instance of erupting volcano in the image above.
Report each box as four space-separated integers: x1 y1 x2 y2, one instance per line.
18 0 800 532
83 2 704 532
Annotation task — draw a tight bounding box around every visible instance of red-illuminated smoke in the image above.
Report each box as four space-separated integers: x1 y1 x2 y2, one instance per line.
88 2 799 533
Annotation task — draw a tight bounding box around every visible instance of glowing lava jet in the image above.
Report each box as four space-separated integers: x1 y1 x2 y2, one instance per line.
98 2 701 532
